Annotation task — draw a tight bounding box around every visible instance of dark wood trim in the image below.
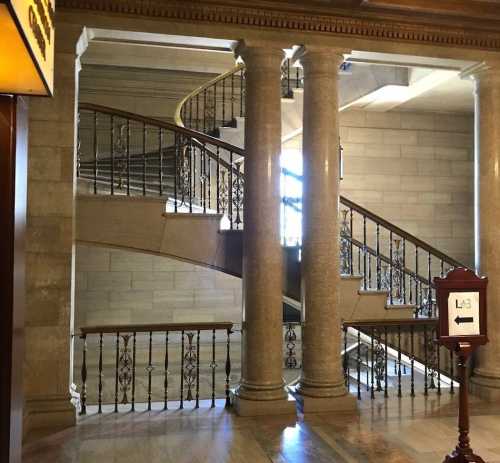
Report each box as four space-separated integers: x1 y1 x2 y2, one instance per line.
80 322 234 335
344 318 438 327
0 95 28 463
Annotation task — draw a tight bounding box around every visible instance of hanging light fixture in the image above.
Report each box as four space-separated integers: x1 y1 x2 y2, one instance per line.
0 0 55 96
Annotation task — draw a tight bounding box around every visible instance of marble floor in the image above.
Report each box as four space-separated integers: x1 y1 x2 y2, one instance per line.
23 392 500 463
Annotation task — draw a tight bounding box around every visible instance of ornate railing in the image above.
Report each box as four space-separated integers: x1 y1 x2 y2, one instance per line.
78 322 233 414
174 64 246 135
77 103 245 229
339 197 466 316
343 319 456 400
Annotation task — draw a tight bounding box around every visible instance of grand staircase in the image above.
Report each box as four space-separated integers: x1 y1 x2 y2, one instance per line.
75 58 465 408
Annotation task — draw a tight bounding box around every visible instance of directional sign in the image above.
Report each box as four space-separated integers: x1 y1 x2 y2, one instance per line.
434 267 487 349
448 291 480 337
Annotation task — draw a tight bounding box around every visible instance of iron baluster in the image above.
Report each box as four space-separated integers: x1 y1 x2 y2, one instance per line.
384 327 388 398
80 335 87 415
118 334 132 405
225 328 231 408
370 327 375 399
397 325 402 398
415 247 419 309
222 77 226 124
357 330 361 400
231 72 235 121
93 111 98 194
189 98 193 129
147 331 153 411
211 329 216 408
410 325 415 397
114 332 119 412
131 332 136 411
188 140 193 213
216 146 220 214
437 328 441 395
98 333 103 413
228 151 233 229
285 324 298 369
365 344 369 392
424 324 429 396
239 69 244 118
180 330 185 409
164 331 169 410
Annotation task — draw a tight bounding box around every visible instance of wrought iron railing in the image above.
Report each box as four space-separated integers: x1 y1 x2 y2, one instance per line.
338 197 466 316
343 319 456 400
174 64 246 135
77 103 245 229
78 322 233 414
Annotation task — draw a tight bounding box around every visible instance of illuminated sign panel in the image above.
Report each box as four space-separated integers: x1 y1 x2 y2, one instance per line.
0 0 55 96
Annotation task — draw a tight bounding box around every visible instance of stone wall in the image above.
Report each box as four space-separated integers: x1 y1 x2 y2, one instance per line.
340 109 474 267
75 244 242 330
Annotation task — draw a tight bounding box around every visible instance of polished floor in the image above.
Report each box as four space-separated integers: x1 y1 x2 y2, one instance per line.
23 392 500 463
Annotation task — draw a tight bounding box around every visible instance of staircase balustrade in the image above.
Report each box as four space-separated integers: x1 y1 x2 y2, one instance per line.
343 319 456 400
78 103 245 229
78 322 233 415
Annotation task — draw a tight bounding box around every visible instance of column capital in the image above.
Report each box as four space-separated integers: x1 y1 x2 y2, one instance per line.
291 45 349 69
234 39 285 64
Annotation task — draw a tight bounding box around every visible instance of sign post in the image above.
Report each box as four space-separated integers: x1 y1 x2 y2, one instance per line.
434 268 488 463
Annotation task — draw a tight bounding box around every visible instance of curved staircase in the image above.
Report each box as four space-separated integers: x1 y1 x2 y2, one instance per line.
75 58 468 405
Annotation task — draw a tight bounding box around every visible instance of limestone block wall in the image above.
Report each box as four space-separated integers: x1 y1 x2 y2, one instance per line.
74 244 242 330
340 109 474 267
285 109 474 267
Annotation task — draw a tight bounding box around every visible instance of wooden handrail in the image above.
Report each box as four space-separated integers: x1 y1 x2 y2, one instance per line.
80 322 233 336
174 63 245 127
79 102 245 157
344 318 438 328
340 195 466 269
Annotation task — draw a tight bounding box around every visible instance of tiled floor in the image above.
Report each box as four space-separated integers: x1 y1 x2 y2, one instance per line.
23 393 500 463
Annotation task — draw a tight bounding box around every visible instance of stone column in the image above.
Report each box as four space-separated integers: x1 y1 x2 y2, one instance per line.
233 42 295 416
470 64 500 400
293 46 356 412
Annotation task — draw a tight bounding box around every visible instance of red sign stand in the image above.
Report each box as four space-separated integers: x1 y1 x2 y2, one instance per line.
434 268 488 463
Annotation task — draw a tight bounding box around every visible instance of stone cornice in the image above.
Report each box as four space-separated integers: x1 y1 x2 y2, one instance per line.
57 0 500 52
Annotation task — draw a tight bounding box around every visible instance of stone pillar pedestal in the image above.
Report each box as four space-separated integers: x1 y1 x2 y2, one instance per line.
293 46 356 413
232 42 295 416
470 64 500 401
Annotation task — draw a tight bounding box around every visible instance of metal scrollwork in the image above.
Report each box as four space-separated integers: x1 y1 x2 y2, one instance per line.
232 163 244 229
284 324 299 369
340 209 351 275
427 334 438 389
177 144 191 206
183 332 197 401
392 238 403 303
118 334 133 404
218 170 229 215
373 331 386 392
114 123 128 190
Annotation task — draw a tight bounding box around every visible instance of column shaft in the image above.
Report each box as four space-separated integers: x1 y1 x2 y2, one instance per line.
234 44 294 415
295 48 355 411
471 68 500 400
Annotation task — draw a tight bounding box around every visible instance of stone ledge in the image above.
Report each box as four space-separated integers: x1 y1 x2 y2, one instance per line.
232 393 297 417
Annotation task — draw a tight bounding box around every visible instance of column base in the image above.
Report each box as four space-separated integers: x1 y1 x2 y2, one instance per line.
470 372 500 401
232 391 297 417
290 385 358 414
23 395 76 441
